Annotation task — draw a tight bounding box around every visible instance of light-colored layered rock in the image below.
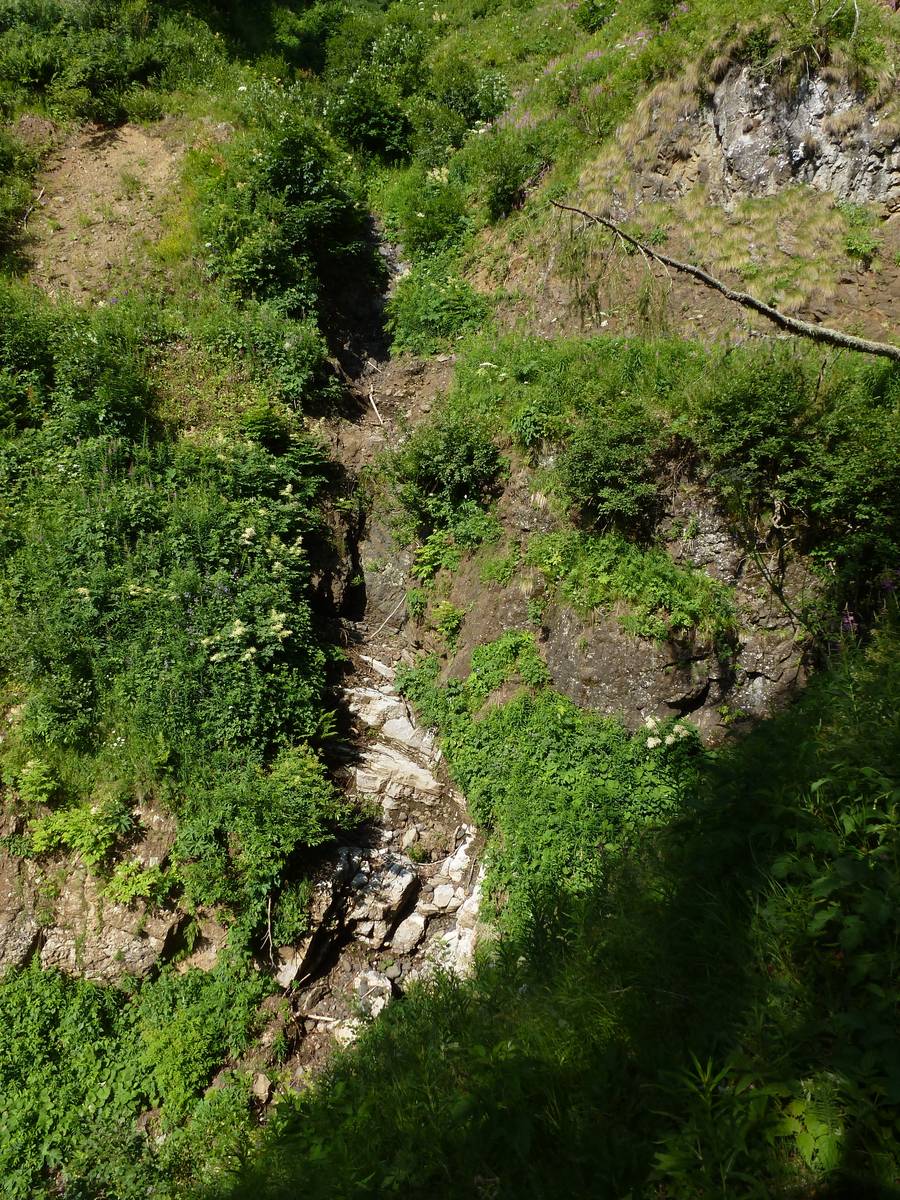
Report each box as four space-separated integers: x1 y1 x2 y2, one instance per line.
355 743 444 807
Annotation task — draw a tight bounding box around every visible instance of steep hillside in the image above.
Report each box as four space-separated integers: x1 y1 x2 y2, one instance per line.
0 1 897 1197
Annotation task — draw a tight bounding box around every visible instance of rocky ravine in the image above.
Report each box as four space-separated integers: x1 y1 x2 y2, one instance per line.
0 630 488 1046
268 634 487 1083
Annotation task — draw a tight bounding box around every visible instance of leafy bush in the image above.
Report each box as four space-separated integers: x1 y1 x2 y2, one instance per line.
386 255 490 353
325 70 412 160
378 163 469 257
0 957 268 1198
0 127 32 249
398 635 699 933
575 0 617 33
391 414 503 537
200 119 371 314
0 287 352 936
558 400 660 532
454 124 551 222
200 301 334 410
432 600 465 647
28 792 135 868
429 55 509 127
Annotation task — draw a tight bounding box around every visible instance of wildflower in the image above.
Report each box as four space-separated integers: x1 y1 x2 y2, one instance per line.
230 619 248 639
237 84 248 93
665 734 676 746
240 526 256 543
76 587 90 598
646 736 661 749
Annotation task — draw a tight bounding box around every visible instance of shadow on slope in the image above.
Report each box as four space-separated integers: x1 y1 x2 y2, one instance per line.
222 606 900 1199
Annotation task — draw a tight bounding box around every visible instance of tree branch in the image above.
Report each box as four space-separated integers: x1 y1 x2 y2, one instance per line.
551 200 900 363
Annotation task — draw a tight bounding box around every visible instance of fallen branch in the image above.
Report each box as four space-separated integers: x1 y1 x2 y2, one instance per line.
551 200 900 362
21 187 44 230
368 387 384 426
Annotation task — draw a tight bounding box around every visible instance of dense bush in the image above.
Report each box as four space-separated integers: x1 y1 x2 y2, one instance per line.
386 255 490 353
390 413 503 536
0 127 32 250
200 118 372 315
378 163 469 257
399 635 700 933
558 399 660 532
429 54 509 128
0 958 269 1198
0 286 351 936
325 70 412 160
454 123 551 222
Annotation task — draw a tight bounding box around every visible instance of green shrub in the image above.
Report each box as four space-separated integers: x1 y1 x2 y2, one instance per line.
325 70 412 160
575 0 616 32
272 877 314 945
379 163 469 257
429 55 509 127
11 757 56 812
840 202 880 267
405 585 427 622
391 414 503 536
432 600 465 647
454 124 551 222
103 859 169 907
200 119 371 313
201 301 334 410
398 635 698 933
0 128 32 249
386 255 490 353
558 400 660 532
0 288 351 937
28 793 135 868
525 530 737 643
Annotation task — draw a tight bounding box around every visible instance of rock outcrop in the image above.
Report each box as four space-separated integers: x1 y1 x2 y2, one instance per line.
709 66 900 207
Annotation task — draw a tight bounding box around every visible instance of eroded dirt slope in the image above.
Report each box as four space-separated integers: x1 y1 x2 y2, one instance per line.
25 123 182 303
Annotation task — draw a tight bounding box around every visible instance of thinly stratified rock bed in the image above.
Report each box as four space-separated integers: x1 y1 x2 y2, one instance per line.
271 637 487 1084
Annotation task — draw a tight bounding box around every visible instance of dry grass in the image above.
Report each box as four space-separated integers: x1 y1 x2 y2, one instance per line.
824 106 866 139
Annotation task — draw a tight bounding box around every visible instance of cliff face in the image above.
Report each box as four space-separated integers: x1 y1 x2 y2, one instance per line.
708 66 899 205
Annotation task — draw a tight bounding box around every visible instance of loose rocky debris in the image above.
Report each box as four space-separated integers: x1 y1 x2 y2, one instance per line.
271 649 487 1082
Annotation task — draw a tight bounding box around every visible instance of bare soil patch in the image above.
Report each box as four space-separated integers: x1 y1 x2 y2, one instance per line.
25 122 182 303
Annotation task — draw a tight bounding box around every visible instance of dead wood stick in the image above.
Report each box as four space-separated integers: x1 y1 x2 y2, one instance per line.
22 187 45 229
551 200 900 362
368 388 384 425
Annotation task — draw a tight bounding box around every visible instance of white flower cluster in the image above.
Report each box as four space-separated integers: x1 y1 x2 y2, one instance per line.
644 715 691 750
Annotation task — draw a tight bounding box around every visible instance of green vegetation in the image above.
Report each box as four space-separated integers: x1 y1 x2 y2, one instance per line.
0 0 897 1196
525 530 736 643
231 610 900 1199
0 286 352 939
398 633 699 933
440 334 900 629
0 957 272 1199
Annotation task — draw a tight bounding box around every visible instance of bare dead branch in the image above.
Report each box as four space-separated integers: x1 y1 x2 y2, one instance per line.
550 200 900 362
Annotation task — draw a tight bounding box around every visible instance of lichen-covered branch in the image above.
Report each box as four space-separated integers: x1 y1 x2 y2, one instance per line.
551 200 900 363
